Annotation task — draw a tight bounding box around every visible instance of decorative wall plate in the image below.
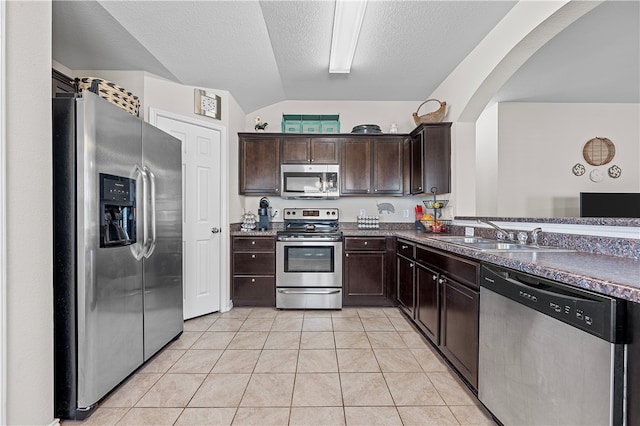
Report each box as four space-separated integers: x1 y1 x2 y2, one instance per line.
608 164 622 178
589 169 604 183
583 137 615 166
572 163 586 176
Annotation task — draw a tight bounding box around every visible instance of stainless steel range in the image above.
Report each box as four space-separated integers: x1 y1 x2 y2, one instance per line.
276 208 343 309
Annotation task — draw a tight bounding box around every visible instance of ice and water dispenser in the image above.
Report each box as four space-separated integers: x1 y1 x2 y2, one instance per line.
99 173 136 247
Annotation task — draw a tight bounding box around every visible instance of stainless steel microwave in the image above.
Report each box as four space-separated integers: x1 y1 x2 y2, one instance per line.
281 164 339 199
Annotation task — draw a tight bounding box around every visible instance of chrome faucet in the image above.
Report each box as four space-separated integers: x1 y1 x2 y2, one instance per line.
531 227 542 246
477 219 515 241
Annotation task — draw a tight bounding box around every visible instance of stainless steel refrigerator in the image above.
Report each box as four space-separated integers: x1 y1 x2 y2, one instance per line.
53 91 183 420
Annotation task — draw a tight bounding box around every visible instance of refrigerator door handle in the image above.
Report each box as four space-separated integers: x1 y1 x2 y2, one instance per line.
144 166 157 258
130 164 147 260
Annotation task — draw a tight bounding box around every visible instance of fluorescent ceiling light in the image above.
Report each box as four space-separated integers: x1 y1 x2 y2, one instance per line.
329 0 368 74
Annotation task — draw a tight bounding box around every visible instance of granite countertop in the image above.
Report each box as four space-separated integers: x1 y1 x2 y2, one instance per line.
230 229 279 236
229 226 640 303
393 230 640 303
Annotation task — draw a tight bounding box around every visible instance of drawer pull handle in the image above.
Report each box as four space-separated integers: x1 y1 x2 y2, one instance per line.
401 245 408 249
364 241 368 245
251 254 256 259
432 275 438 281
251 241 256 245
251 278 256 283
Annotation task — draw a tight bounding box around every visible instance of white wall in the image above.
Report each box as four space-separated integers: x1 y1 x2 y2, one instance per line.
6 1 54 424
493 102 640 217
246 100 422 134
475 104 498 216
143 74 230 127
227 94 246 227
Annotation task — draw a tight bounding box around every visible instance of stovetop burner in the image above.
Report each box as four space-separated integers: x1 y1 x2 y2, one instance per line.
277 208 341 240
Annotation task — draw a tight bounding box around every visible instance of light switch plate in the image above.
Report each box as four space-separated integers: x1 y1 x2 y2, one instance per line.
465 227 475 236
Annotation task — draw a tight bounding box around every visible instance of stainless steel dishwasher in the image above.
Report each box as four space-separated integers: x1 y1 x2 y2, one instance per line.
479 264 626 426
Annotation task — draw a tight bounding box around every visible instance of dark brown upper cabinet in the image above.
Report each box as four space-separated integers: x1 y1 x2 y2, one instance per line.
281 137 339 164
340 136 404 196
407 123 451 195
238 133 281 195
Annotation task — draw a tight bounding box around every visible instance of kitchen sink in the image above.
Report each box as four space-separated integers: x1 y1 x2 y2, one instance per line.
455 241 574 252
428 236 495 244
429 235 573 252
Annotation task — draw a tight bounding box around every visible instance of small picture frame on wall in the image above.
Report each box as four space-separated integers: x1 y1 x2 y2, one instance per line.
194 89 221 120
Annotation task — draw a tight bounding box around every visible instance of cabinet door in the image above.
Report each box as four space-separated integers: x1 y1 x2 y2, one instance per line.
311 138 339 163
416 263 439 344
233 276 275 306
239 135 280 194
343 251 386 306
410 133 424 194
423 124 451 194
281 137 311 163
396 255 415 317
440 277 479 389
341 139 371 194
372 138 403 194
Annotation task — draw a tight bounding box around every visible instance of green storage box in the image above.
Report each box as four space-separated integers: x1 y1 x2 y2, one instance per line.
282 114 340 134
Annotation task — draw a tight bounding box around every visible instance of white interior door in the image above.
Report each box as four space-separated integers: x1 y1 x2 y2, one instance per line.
152 113 223 319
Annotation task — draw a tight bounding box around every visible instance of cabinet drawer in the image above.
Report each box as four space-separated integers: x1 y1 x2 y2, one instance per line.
397 239 415 259
416 246 479 289
344 237 386 251
233 252 275 275
233 236 275 251
233 276 275 306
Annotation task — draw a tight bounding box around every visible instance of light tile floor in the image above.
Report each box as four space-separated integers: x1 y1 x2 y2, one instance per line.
63 307 496 425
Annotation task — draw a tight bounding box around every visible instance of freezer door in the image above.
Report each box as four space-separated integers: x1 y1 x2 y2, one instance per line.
76 92 144 409
142 122 183 360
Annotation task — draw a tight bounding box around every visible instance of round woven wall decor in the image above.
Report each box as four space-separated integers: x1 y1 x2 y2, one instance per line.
583 137 615 166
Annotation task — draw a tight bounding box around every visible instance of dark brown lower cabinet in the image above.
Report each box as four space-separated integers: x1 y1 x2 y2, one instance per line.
439 277 479 389
231 236 276 306
396 253 415 317
232 276 275 306
397 240 480 391
416 263 439 344
343 236 395 306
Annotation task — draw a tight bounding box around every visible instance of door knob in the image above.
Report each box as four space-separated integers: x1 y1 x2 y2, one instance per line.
211 227 221 234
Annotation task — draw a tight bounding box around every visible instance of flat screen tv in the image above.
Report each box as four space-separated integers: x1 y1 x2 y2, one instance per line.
580 192 640 218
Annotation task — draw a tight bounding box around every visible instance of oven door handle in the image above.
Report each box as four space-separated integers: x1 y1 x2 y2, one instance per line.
277 236 342 242
277 289 341 295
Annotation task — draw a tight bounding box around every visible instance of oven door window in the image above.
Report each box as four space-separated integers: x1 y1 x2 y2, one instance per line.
284 245 334 273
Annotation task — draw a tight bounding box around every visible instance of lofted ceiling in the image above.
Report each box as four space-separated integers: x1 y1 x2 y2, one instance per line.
52 1 639 114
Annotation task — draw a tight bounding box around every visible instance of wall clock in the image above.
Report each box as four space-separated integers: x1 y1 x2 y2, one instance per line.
194 89 221 120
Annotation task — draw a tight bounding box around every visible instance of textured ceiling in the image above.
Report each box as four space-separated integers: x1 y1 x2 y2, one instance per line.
52 1 639 114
